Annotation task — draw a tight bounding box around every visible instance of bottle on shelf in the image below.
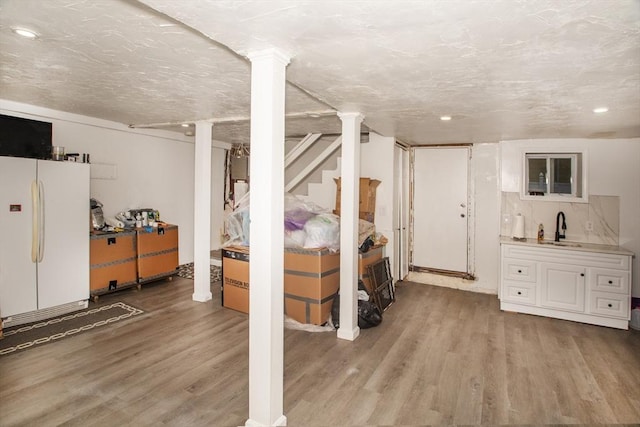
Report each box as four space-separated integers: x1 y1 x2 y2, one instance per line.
537 223 544 242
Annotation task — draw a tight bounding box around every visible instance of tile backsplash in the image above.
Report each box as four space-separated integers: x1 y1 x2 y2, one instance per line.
500 192 619 245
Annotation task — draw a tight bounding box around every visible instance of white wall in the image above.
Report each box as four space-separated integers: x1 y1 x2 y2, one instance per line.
1 99 229 264
356 135 502 294
361 132 396 272
307 135 502 293
407 143 501 294
303 132 398 278
211 147 226 249
500 138 640 297
293 134 639 300
471 143 501 292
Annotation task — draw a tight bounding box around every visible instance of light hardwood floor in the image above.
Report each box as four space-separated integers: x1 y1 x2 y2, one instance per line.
1 276 639 426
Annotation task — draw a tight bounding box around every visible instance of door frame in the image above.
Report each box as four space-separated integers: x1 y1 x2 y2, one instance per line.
409 144 475 279
393 142 410 281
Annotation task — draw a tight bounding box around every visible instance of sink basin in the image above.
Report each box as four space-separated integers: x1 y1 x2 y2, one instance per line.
540 241 582 248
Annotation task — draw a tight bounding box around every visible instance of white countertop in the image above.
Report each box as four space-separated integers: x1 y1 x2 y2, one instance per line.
500 236 635 257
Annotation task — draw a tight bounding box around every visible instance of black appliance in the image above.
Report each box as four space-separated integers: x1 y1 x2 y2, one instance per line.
0 114 53 160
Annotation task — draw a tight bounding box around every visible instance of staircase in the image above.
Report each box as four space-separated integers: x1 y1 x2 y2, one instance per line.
304 156 342 211
284 133 341 211
284 132 370 212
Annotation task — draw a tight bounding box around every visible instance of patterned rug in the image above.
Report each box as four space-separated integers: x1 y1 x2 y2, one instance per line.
177 263 222 283
0 302 144 356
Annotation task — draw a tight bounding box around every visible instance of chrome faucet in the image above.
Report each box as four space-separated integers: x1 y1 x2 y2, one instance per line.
555 211 567 242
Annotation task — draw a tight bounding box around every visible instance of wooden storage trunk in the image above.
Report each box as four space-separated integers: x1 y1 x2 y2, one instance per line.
136 224 179 283
90 231 138 296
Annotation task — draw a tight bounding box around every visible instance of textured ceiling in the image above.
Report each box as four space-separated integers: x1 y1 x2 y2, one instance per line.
1 0 639 145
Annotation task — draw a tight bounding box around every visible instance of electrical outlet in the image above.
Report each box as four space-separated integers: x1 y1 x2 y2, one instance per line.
585 221 594 232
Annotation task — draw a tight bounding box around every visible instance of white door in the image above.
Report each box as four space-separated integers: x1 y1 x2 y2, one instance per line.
412 147 469 273
393 144 410 281
0 156 38 317
37 160 90 309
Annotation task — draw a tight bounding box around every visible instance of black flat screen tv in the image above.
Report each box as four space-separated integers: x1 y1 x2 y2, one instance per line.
0 114 53 160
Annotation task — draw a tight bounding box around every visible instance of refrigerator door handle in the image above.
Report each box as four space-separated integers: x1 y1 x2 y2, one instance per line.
38 180 45 262
31 180 39 263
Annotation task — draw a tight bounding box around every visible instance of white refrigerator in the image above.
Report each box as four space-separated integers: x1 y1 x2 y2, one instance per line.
0 156 90 327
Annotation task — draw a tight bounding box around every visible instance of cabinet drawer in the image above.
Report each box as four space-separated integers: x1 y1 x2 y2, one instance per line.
502 259 537 283
590 268 630 295
590 292 629 319
502 283 536 306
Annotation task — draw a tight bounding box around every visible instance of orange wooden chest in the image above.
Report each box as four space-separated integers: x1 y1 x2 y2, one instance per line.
136 224 179 283
90 231 138 295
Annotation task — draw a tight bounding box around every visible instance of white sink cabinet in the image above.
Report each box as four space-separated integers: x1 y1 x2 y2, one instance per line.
500 239 633 330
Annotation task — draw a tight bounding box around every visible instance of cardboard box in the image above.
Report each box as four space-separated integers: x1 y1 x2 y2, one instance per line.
359 245 384 293
90 231 138 294
284 248 340 325
136 224 179 283
334 177 380 222
222 246 341 325
222 246 250 314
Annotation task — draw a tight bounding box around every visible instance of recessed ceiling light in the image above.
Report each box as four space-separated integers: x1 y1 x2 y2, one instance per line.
440 115 452 121
12 27 39 39
181 123 190 127
593 107 609 114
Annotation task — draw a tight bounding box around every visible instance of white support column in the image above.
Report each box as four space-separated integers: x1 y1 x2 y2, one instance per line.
193 121 213 302
337 112 364 341
245 48 290 427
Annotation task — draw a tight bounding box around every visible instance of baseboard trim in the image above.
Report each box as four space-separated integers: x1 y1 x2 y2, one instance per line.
192 291 213 302
245 414 287 426
337 325 361 341
500 301 629 330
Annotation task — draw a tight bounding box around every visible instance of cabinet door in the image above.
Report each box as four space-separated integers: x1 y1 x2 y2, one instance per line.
540 263 585 313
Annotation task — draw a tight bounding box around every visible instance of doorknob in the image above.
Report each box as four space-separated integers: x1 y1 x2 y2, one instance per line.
460 213 465 218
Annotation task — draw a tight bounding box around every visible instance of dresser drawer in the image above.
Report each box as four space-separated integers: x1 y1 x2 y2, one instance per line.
589 292 629 319
502 259 537 283
590 268 630 295
502 282 536 306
